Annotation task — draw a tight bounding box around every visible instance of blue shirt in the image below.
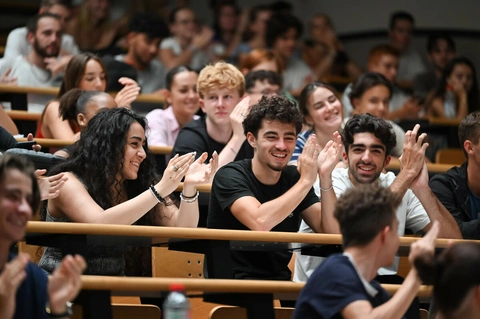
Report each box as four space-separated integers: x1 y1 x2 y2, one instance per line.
469 190 480 220
293 254 391 319
8 253 49 319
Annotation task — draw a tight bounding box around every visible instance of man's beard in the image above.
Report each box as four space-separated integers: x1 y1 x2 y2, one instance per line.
33 39 59 58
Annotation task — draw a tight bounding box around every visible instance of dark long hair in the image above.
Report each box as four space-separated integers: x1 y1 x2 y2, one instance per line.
46 108 158 215
431 56 479 114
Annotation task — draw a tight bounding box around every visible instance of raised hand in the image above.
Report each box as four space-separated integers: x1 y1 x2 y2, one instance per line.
192 26 214 50
47 255 86 315
409 220 439 266
115 77 141 108
318 131 343 177
184 151 219 187
0 253 29 319
297 134 320 185
0 68 18 86
157 153 196 196
229 96 251 139
36 170 68 200
399 124 428 179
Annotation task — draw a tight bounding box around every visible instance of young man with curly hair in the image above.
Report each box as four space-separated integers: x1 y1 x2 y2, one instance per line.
207 94 323 281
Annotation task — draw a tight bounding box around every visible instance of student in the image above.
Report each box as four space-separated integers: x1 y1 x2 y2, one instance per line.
426 56 479 120
295 114 461 284
0 13 63 112
341 44 421 121
388 11 427 83
266 13 314 96
146 66 200 149
159 7 213 70
171 61 252 227
171 61 253 168
430 111 480 239
0 154 85 319
415 242 480 319
244 70 282 106
39 108 218 276
290 82 343 165
294 184 439 319
208 95 327 281
37 53 140 140
5 0 79 66
115 12 169 94
413 33 456 99
239 48 283 75
348 72 405 158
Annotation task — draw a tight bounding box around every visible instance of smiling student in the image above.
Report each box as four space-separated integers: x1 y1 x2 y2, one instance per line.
207 95 330 281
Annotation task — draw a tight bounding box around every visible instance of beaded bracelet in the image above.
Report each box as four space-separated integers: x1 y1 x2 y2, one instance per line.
319 185 333 192
180 191 200 203
149 185 165 204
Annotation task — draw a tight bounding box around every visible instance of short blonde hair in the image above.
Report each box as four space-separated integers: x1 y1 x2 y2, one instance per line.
197 61 245 98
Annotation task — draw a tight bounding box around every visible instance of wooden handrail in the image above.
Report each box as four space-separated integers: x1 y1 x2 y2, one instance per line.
7 110 41 121
0 85 165 104
25 221 478 248
80 275 432 297
15 137 173 155
387 161 455 173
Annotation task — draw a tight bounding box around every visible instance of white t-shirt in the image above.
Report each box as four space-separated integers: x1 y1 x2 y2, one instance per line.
397 48 427 83
294 167 430 282
0 56 62 112
160 37 209 70
4 27 79 58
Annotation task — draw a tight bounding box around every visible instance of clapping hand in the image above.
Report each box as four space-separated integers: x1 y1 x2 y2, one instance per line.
318 131 343 177
0 253 29 319
184 151 219 186
297 134 320 185
36 170 68 200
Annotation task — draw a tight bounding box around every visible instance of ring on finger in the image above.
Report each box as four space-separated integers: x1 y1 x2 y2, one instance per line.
173 165 179 172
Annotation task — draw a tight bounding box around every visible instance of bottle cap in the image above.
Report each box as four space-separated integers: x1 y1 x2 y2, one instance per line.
169 283 185 292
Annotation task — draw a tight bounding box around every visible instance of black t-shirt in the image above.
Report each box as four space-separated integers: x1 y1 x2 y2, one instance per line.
293 254 392 319
171 117 254 227
207 159 319 280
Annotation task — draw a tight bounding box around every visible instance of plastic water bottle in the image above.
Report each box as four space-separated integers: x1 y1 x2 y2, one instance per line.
163 283 191 319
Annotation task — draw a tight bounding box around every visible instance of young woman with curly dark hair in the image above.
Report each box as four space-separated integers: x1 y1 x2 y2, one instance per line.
39 107 217 276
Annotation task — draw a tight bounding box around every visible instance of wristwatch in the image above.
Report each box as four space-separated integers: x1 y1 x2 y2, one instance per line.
45 301 73 318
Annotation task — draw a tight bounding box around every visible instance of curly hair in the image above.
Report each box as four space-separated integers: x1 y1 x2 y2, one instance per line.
243 95 302 138
197 61 245 98
342 113 397 156
335 184 401 248
46 108 158 215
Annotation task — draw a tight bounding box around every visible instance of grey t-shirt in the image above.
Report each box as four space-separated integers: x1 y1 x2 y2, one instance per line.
5 27 80 58
0 56 62 112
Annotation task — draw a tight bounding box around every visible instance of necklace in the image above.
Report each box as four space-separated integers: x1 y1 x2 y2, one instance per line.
25 55 52 83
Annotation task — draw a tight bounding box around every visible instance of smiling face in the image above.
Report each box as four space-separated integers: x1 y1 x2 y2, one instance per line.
0 169 33 245
78 59 107 92
306 87 343 133
119 122 147 181
167 71 200 119
248 119 297 172
200 87 241 128
345 132 391 186
353 85 391 119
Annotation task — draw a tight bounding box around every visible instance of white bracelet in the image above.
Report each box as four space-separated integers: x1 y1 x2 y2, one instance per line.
180 191 199 203
319 185 333 192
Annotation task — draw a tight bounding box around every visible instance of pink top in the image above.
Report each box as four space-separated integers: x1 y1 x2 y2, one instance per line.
146 105 199 146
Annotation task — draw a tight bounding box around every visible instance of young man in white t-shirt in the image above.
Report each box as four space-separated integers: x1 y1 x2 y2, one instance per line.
294 114 461 282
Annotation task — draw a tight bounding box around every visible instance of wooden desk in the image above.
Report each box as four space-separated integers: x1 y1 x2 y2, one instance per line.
387 161 454 174
0 85 165 104
15 137 173 155
77 276 432 319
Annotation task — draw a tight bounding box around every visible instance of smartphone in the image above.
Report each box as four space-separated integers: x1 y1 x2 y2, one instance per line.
15 141 36 150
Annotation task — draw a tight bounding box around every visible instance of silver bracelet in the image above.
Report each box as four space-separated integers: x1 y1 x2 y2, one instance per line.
180 191 199 203
319 185 333 192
